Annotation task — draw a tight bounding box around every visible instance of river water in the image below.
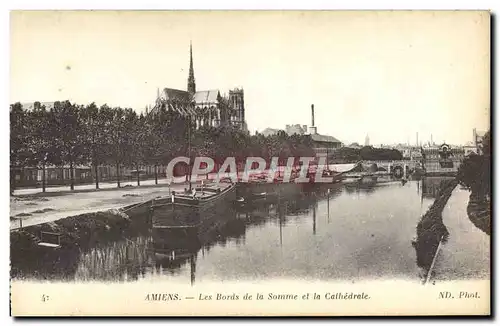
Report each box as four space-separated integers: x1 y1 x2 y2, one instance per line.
13 177 487 285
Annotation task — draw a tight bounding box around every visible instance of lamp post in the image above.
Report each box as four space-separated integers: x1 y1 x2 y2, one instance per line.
42 152 48 193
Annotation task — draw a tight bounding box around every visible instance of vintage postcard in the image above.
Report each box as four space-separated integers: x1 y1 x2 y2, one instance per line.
9 10 490 316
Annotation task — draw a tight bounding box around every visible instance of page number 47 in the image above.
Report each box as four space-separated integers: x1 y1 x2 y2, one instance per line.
41 294 49 302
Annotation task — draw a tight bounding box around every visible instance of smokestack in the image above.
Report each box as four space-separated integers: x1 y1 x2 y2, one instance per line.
311 104 315 127
416 132 419 147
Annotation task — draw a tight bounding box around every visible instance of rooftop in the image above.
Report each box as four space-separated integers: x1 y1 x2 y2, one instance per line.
20 102 56 110
193 90 220 104
310 133 342 144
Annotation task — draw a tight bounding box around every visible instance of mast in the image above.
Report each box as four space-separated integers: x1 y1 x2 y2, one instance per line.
327 189 330 223
312 202 316 235
190 252 197 286
279 207 283 248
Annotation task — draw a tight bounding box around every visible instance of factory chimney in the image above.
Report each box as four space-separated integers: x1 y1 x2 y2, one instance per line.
311 104 315 127
309 104 317 135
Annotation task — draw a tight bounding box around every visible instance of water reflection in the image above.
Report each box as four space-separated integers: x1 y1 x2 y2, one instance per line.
12 177 460 284
75 236 151 282
421 177 456 199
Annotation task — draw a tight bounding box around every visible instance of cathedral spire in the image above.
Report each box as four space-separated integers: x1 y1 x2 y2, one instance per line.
188 41 196 94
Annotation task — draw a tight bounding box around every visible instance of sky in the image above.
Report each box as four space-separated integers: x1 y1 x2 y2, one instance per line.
10 10 490 145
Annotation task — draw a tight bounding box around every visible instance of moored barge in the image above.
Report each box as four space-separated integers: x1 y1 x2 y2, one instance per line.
149 181 237 250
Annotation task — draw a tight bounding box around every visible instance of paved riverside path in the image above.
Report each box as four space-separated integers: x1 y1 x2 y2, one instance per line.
430 186 490 282
13 178 174 196
12 173 244 196
10 173 251 230
10 180 193 230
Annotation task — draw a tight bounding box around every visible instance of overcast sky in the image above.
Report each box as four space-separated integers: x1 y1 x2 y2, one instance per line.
10 11 490 145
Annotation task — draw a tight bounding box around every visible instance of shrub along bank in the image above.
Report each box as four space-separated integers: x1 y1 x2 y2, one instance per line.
10 207 150 279
413 179 458 273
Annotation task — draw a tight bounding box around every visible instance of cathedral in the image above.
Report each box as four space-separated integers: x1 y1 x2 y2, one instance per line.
148 43 247 131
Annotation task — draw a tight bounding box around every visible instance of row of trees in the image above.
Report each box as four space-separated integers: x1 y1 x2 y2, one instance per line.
10 101 316 192
330 145 403 163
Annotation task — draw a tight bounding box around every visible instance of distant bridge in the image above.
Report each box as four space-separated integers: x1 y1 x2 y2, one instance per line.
358 160 422 179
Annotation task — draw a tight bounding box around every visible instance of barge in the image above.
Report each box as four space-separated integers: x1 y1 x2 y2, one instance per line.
149 181 237 250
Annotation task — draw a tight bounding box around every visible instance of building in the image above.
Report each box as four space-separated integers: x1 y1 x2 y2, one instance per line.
228 88 246 130
364 134 370 146
392 144 423 160
148 43 247 131
20 102 56 110
285 124 307 136
260 128 280 137
261 104 343 156
421 143 465 175
258 104 342 157
463 142 479 157
473 128 486 154
347 142 362 149
310 133 343 157
308 104 342 157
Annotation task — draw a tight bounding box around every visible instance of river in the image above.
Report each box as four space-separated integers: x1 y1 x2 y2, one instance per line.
12 177 487 285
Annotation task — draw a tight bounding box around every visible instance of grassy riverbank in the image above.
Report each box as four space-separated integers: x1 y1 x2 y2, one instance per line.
10 207 151 279
413 179 458 272
467 194 491 235
456 132 490 236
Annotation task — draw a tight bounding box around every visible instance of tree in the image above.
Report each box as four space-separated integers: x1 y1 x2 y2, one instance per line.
359 146 403 161
332 147 361 163
10 103 30 194
28 102 60 192
81 102 106 189
482 130 491 157
51 101 85 190
143 114 162 184
457 129 491 200
126 110 146 186
108 107 128 188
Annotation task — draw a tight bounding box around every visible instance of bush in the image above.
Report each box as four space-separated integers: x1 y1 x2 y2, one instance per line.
457 152 490 198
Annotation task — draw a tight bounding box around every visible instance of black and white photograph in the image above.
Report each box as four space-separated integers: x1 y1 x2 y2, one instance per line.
9 10 491 316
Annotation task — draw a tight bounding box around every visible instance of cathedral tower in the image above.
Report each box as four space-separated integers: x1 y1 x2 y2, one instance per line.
187 41 196 94
229 88 246 130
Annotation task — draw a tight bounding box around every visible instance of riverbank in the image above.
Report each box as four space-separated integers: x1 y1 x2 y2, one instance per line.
10 207 152 279
467 193 491 235
413 178 458 275
430 186 490 281
9 183 196 230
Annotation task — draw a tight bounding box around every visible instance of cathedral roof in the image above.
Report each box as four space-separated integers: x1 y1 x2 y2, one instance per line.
194 90 220 104
162 88 191 102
